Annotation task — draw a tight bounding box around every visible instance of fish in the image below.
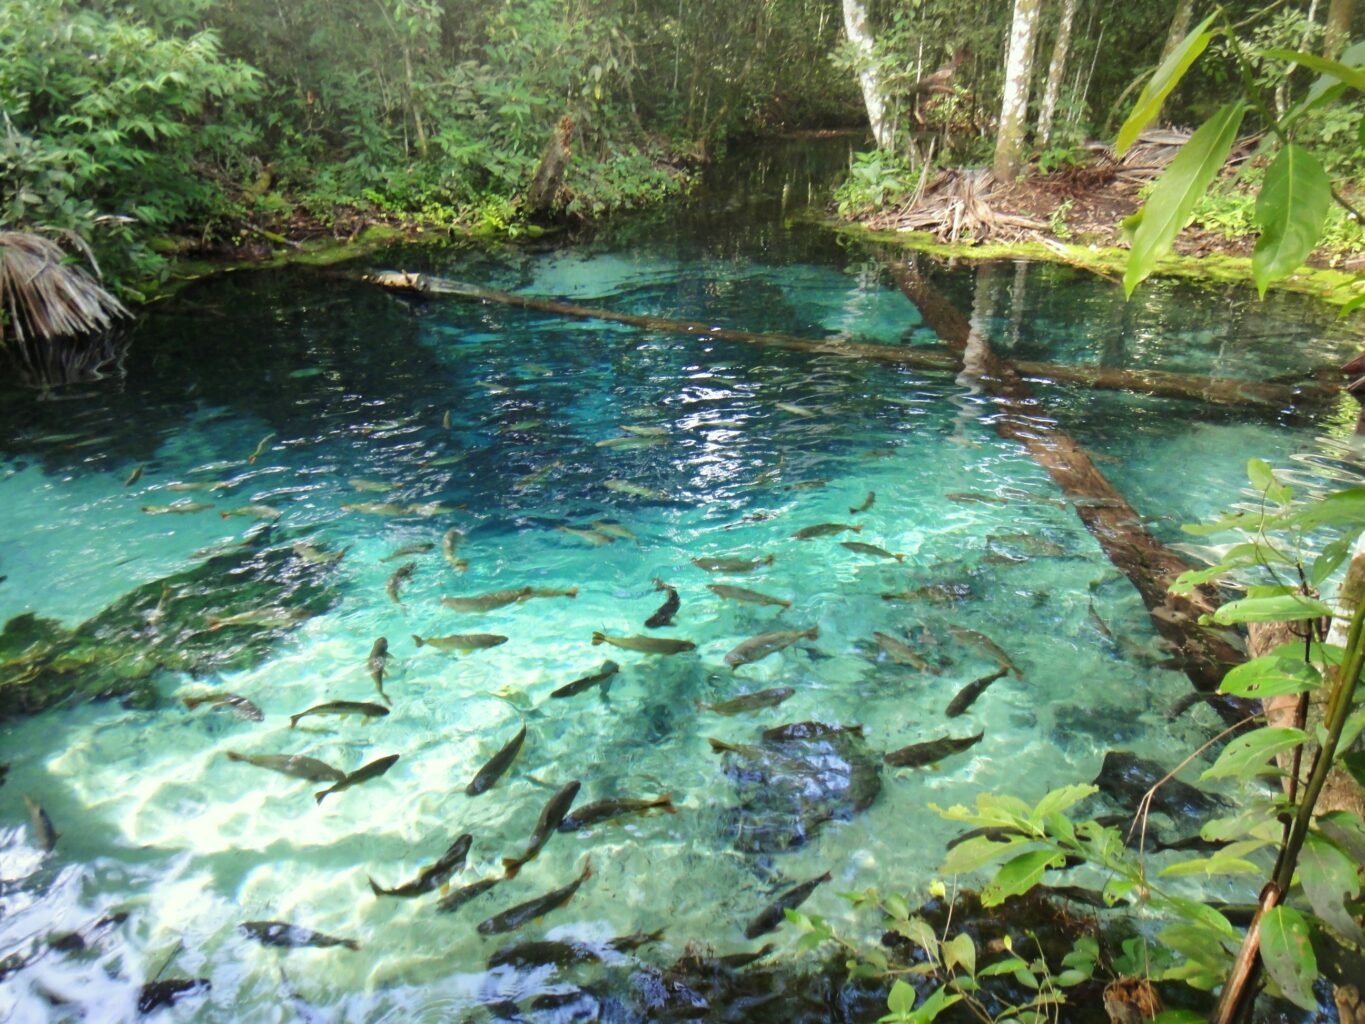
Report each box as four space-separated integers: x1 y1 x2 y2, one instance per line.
502 780 581 878
442 528 468 572
487 939 600 970
124 464 144 487
948 626 1021 677
239 921 358 951
714 944 776 969
499 419 544 433
988 533 1067 558
871 631 937 673
441 587 529 612
407 502 453 517
703 419 747 430
760 721 863 742
182 692 264 721
421 454 466 467
773 402 817 418
792 523 861 540
434 877 500 914
368 637 391 705
691 554 775 573
442 410 453 429
225 751 346 783
882 582 973 604
1088 600 1116 643
558 525 614 546
840 541 903 561
524 586 578 602
385 563 416 604
591 520 638 543
292 541 347 566
466 724 527 795
381 542 433 560
289 701 390 728
620 424 669 437
476 859 592 935
141 502 213 515
550 660 620 699
137 979 211 1013
744 872 831 939
592 632 696 655
723 626 818 669
557 794 675 832
412 632 507 653
24 795 58 853
605 480 670 500
945 667 1010 717
849 491 876 514
246 433 275 464
782 479 827 492
707 584 791 609
206 607 305 631
884 731 985 768
342 501 406 516
946 491 1007 506
645 579 680 628
220 504 282 520
596 435 665 449
699 687 795 715
513 459 564 491
348 478 392 493
369 833 473 897
165 481 213 491
315 753 400 804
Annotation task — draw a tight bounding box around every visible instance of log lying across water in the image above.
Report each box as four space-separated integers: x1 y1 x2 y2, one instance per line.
362 272 1332 412
885 259 1243 692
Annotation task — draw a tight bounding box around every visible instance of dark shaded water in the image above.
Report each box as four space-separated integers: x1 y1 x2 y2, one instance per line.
1 136 1362 1022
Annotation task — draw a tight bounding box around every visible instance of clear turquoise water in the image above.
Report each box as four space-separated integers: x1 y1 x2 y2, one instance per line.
2 141 1363 1021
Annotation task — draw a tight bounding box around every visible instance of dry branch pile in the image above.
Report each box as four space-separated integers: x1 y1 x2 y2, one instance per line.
0 231 128 345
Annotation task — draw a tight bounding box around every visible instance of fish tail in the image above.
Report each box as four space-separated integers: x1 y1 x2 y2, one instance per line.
761 554 775 565
565 587 578 598
368 877 387 897
315 789 330 804
655 794 677 814
819 871 833 882
707 737 737 754
289 714 302 728
343 939 360 951
807 626 820 640
894 553 905 562
182 696 202 709
502 858 524 879
580 857 593 881
851 524 863 533
225 751 244 763
591 632 605 646
411 634 425 647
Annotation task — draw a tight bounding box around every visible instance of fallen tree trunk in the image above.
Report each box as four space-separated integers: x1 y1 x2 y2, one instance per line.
887 257 1244 692
362 271 1333 412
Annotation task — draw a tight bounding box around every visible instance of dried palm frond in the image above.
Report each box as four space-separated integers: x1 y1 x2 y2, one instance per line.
0 230 129 347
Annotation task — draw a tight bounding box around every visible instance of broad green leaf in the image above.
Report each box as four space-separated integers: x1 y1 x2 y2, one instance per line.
887 979 915 1016
1299 832 1364 944
1252 145 1332 297
1218 654 1320 699
1158 853 1261 877
1033 784 1098 819
1209 593 1333 625
1260 48 1365 92
1342 749 1365 788
1179 509 1262 536
977 956 1029 977
1342 291 1365 317
1310 536 1354 587
793 930 825 954
910 988 961 1022
1285 487 1365 529
941 835 1028 875
1203 726 1308 780
1123 103 1246 297
885 893 910 921
943 932 975 976
981 849 1062 906
1157 922 1236 968
1259 905 1318 1011
1115 14 1219 155
1247 458 1294 505
1315 811 1365 864
1153 1012 1212 1024
894 916 941 957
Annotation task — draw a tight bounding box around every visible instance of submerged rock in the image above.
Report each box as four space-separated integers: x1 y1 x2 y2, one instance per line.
1090 751 1227 819
0 536 340 718
712 727 881 853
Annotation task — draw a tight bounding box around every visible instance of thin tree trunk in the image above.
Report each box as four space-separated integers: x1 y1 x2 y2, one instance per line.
1036 0 1080 146
1324 0 1354 59
843 0 894 149
992 0 1043 181
1151 0 1196 126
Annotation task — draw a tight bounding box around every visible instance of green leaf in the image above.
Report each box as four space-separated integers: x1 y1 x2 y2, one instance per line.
1158 853 1262 877
1115 14 1219 155
1259 905 1318 1011
981 849 1062 906
1247 458 1294 505
1033 784 1098 819
941 835 1028 875
884 893 910 921
1209 593 1333 625
887 979 915 1016
977 956 1029 977
1260 48 1365 92
1286 488 1365 529
942 932 975 977
793 930 826 954
1315 811 1365 864
894 917 942 958
1123 103 1248 296
1252 145 1333 297
1203 726 1308 780
1342 750 1365 788
1310 536 1354 587
1299 832 1364 944
1218 654 1320 699
1153 1012 1212 1024
1342 290 1365 318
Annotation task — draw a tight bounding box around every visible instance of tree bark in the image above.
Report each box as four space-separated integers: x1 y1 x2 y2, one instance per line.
1152 0 1196 126
1036 0 1080 146
1324 0 1354 59
842 0 894 150
993 0 1044 181
526 115 575 217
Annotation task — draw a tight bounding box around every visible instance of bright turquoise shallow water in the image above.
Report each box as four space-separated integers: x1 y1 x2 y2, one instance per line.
2 145 1364 1021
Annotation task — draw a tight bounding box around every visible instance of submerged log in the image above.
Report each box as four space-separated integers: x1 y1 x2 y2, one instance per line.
887 258 1244 692
361 272 1333 412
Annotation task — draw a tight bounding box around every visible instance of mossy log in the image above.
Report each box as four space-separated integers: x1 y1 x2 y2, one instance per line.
361 271 1333 412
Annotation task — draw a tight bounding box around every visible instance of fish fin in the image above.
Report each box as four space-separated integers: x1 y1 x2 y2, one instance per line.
315 790 330 804
565 587 578 598
289 714 301 728
819 871 833 883
852 524 862 533
440 882 450 895
225 751 243 762
591 632 605 646
894 553 905 562
501 858 521 880
581 857 593 880
411 634 424 647
343 940 360 951
368 877 386 897
657 794 677 814
807 626 820 639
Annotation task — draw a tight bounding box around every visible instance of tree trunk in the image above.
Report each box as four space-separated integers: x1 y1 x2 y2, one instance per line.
526 115 575 218
1324 0 1354 59
1151 0 1196 126
842 0 894 150
992 0 1043 181
1036 0 1080 146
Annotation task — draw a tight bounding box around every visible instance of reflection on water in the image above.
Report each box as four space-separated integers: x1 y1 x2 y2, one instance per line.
2 139 1364 1021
